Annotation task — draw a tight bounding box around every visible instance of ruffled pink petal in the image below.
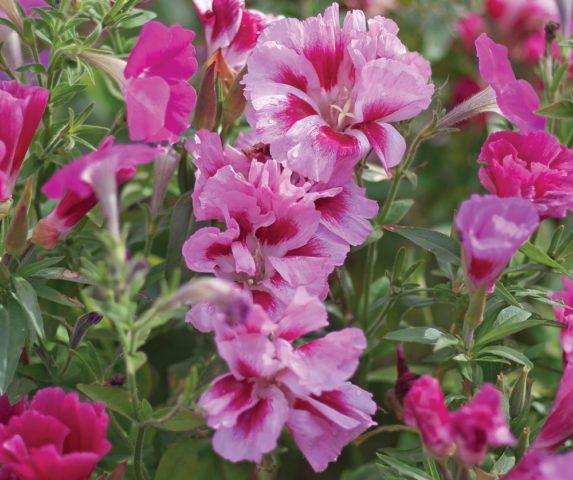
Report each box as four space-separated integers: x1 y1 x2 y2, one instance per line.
273 288 328 341
125 76 170 142
212 386 289 463
357 121 406 174
199 374 258 428
217 333 280 379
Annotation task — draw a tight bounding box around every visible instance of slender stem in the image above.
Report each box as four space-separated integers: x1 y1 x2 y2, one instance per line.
360 243 376 326
462 286 487 351
437 460 454 480
134 425 148 480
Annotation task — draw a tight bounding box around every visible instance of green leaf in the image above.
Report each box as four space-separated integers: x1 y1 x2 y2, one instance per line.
377 454 431 480
12 276 44 341
152 408 204 432
384 327 458 346
77 384 136 420
155 438 199 480
520 242 573 278
495 281 522 308
385 199 414 225
0 303 27 394
384 225 460 265
18 256 64 277
537 99 573 119
478 346 533 368
494 306 532 328
475 319 548 348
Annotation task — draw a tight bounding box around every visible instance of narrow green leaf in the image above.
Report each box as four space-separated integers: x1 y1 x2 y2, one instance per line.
377 454 431 480
478 346 533 368
77 384 136 420
475 319 548 348
384 225 460 265
155 438 199 480
384 327 458 346
12 276 44 340
152 408 204 432
520 242 573 278
385 199 415 225
0 304 27 394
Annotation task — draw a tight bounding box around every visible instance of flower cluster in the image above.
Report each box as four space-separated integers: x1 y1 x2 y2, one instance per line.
0 388 110 480
404 376 515 465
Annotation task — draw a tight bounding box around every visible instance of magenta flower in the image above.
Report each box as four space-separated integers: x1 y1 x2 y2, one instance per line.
0 387 110 480
243 2 434 183
0 80 49 201
456 12 486 53
0 394 27 426
475 33 545 132
124 21 198 144
479 131 573 219
449 385 515 465
404 376 514 465
193 0 274 72
455 194 539 293
550 275 573 364
403 376 453 459
33 137 159 246
198 288 376 472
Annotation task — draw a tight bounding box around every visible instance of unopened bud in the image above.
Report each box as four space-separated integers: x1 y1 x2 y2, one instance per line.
192 61 218 131
516 427 531 460
70 312 103 349
5 179 32 256
394 344 420 403
510 367 532 419
151 148 180 219
0 197 12 221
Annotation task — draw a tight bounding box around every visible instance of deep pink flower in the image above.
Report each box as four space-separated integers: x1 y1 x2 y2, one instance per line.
0 80 48 201
403 376 453 458
449 385 515 465
0 387 110 480
198 289 376 472
475 33 545 132
0 395 27 426
33 138 159 248
486 0 557 62
243 2 434 183
479 131 573 219
124 21 198 144
455 194 539 293
193 0 274 72
404 377 514 464
550 275 573 363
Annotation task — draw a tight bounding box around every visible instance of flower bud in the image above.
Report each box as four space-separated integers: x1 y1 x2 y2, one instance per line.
0 0 23 31
0 198 12 221
69 311 103 350
394 345 420 404
79 51 127 90
4 178 32 256
150 148 180 219
192 61 218 131
516 427 530 460
509 367 532 420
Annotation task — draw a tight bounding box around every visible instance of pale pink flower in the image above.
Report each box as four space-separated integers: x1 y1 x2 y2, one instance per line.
34 138 159 246
0 80 49 200
455 194 539 293
449 385 515 465
404 376 514 464
343 0 397 17
198 289 376 472
475 33 545 132
403 376 453 458
193 0 274 72
124 21 198 143
0 387 110 480
479 131 573 219
243 2 434 183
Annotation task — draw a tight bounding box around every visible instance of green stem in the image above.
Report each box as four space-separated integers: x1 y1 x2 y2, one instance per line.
360 243 376 326
462 286 487 351
134 425 148 480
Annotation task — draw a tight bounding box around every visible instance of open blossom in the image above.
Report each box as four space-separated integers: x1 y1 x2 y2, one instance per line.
475 33 545 132
193 0 274 72
455 194 539 293
32 138 159 248
343 0 397 16
504 450 573 480
479 131 573 219
198 288 376 472
486 0 557 62
0 80 49 201
0 388 110 480
243 2 434 183
404 376 514 465
183 129 378 312
124 21 198 143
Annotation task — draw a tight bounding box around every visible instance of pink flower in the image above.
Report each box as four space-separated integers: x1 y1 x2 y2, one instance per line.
449 385 515 465
198 289 376 472
403 376 453 458
0 387 110 480
0 80 49 200
455 194 539 293
404 376 514 464
343 0 397 17
475 33 545 132
550 275 573 363
33 138 159 247
193 0 274 72
124 21 198 144
456 13 486 52
479 131 573 219
183 130 377 312
243 2 434 183
486 0 557 62
0 395 27 426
